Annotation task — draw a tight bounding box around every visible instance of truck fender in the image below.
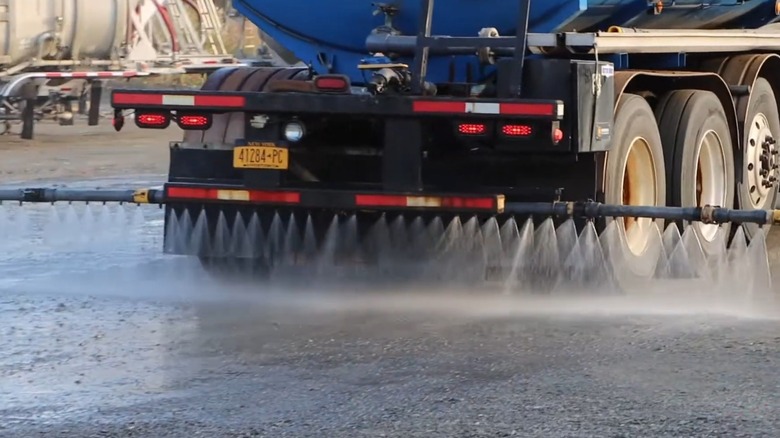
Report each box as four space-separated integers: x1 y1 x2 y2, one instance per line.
613 70 739 158
700 53 780 126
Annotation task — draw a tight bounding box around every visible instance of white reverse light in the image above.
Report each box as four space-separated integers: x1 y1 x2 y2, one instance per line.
283 122 305 142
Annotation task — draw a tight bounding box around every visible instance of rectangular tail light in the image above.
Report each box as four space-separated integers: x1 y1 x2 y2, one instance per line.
501 124 533 137
313 75 350 92
135 112 171 129
176 113 212 130
457 123 487 136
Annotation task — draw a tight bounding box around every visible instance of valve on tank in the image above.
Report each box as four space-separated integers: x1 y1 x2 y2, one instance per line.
367 67 411 94
359 53 413 95
371 3 401 36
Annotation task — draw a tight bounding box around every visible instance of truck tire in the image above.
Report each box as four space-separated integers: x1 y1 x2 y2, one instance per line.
603 93 667 283
737 77 780 238
655 89 735 254
182 67 238 145
183 67 308 146
180 67 308 280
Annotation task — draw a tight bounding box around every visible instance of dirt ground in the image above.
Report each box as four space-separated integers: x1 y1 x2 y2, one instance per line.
0 121 172 184
3 121 780 437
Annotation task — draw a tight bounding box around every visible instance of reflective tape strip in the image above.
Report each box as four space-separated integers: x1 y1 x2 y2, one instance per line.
406 196 443 207
216 190 250 201
112 92 246 108
42 71 149 79
162 95 196 106
466 102 500 114
413 100 557 117
166 187 300 204
355 194 503 212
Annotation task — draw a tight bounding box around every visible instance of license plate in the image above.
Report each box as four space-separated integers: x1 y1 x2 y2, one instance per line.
233 143 288 170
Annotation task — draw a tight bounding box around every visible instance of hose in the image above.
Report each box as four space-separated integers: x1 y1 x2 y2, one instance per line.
152 0 180 53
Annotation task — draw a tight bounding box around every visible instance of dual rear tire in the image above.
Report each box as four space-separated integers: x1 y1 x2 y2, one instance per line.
737 78 780 237
607 82 779 286
603 94 666 281
655 89 735 254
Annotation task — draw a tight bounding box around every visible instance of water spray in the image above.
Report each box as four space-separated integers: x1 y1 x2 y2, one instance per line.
1 185 777 299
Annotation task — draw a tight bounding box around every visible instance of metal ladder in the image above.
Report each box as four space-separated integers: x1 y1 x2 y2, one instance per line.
195 0 228 55
164 0 203 54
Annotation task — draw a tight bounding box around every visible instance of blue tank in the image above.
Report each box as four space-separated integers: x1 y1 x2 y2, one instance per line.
232 0 780 85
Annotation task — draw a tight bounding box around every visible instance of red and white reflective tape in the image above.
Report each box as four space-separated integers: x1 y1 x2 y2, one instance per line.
112 92 246 108
40 71 151 79
164 185 505 213
412 100 561 117
167 187 301 204
355 194 504 212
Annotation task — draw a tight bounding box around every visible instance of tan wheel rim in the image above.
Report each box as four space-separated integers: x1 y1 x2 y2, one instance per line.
694 129 728 243
620 136 657 256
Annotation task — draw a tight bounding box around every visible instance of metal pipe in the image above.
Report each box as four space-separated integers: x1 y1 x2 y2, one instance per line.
365 34 517 56
503 202 775 225
0 188 165 204
0 187 776 225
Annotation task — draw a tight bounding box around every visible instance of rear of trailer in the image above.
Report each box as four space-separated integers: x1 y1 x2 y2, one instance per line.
103 0 780 288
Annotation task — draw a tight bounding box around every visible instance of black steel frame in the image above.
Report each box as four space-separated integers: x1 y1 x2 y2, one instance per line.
111 90 563 120
409 0 531 96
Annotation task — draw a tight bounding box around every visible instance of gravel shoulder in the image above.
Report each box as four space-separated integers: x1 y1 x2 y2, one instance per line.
0 122 173 184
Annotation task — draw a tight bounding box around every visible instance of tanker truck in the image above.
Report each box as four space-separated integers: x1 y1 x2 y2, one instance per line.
8 0 780 291
0 0 240 138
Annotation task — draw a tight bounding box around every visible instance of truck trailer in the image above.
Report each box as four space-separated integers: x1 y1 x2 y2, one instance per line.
7 0 780 291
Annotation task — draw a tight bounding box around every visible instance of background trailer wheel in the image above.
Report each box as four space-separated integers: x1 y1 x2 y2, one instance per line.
738 77 780 238
656 89 736 254
602 93 667 285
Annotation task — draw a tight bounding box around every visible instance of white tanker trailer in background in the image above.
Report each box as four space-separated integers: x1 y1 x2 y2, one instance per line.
0 0 244 138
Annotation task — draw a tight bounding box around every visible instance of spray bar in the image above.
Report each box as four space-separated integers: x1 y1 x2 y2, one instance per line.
503 202 778 225
0 188 165 205
0 187 778 225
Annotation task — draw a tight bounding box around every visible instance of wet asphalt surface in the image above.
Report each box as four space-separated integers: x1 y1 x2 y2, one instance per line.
2 180 780 437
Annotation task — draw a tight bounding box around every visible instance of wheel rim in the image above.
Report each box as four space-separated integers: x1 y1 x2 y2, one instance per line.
620 136 657 256
694 129 728 242
745 113 776 208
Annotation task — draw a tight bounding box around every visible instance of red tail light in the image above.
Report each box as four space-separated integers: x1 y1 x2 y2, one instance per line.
135 112 170 129
501 124 533 137
177 113 212 130
553 127 564 144
314 75 350 92
458 123 487 135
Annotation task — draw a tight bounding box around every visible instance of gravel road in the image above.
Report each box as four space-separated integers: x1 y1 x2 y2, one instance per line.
2 122 780 437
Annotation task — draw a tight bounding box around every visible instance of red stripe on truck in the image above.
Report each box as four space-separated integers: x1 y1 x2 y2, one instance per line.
499 103 555 116
355 194 502 211
193 94 246 108
112 92 246 108
166 187 300 204
412 101 466 113
164 186 504 212
413 100 557 117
